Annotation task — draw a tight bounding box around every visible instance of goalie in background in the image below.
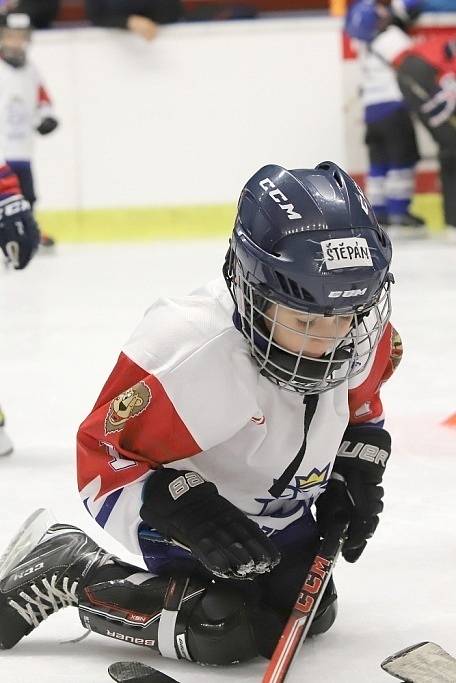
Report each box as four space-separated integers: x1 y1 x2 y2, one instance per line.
345 0 426 235
0 162 402 667
0 12 59 248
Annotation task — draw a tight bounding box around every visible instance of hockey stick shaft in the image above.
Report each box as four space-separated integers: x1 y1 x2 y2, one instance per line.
371 46 456 129
262 522 347 683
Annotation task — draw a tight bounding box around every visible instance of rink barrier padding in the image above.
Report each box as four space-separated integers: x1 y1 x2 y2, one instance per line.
35 194 442 243
35 203 237 243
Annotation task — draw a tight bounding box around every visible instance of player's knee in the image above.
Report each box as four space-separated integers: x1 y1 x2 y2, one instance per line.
309 598 338 636
186 580 338 665
256 580 338 660
308 577 338 637
187 582 282 665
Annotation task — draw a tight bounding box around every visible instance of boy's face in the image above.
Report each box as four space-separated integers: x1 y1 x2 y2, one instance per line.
264 303 353 357
1 28 29 56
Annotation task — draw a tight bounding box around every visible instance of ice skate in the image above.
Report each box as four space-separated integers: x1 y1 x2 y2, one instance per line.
0 407 13 456
0 426 13 457
441 225 456 242
39 233 56 250
387 212 428 239
0 509 114 649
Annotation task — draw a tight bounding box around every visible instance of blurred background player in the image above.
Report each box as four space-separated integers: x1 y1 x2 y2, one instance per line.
0 161 40 455
348 1 456 233
345 0 426 234
0 13 59 248
0 162 401 667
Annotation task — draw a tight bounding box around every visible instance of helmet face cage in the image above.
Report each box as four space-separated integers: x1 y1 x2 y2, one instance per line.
223 161 394 394
226 251 392 395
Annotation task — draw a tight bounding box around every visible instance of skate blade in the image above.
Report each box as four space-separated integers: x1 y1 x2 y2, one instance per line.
0 508 57 581
381 641 456 682
386 226 429 240
108 661 179 682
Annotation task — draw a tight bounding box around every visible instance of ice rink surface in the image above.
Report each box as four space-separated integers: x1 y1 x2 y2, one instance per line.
1 236 455 683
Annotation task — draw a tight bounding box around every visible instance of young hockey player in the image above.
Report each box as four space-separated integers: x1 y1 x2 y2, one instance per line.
0 13 59 247
345 0 425 233
0 162 401 666
347 0 456 232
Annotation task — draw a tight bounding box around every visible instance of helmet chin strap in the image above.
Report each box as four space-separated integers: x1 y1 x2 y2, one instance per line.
0 48 26 68
232 309 354 392
261 344 352 387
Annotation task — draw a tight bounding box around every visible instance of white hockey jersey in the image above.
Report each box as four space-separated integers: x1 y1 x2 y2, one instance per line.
0 57 55 160
357 26 413 107
358 42 404 107
77 278 401 556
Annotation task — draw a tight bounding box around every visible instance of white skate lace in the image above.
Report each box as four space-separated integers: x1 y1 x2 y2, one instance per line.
8 575 79 627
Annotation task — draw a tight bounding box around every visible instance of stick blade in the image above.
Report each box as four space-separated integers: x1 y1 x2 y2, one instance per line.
381 642 456 682
108 661 179 683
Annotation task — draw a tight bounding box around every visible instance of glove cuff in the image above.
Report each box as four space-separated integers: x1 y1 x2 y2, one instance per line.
337 425 391 470
141 468 218 520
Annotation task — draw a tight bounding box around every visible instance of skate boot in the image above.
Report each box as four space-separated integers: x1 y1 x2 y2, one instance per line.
39 233 56 249
442 225 456 242
0 407 13 456
0 509 115 649
387 212 427 238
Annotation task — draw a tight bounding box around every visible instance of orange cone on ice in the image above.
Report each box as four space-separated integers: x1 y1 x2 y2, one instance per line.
442 413 456 428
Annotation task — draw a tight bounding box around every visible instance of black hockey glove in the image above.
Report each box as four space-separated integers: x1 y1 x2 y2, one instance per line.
0 195 40 269
316 425 391 563
140 468 281 580
420 75 456 128
444 39 456 60
36 116 59 135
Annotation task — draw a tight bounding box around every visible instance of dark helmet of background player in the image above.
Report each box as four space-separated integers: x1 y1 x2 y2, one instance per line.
0 13 31 67
224 161 393 395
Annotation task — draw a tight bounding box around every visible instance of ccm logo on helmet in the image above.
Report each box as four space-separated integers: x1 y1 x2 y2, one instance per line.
259 178 302 221
328 288 367 298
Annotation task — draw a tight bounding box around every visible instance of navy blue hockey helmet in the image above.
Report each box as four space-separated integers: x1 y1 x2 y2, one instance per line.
224 161 393 395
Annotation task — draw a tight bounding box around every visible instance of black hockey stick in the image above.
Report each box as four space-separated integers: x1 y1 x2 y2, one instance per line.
108 661 179 683
262 519 348 683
